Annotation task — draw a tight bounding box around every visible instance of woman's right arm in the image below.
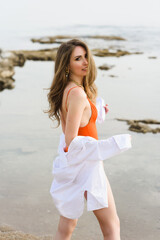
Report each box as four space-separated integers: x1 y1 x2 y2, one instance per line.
65 88 86 148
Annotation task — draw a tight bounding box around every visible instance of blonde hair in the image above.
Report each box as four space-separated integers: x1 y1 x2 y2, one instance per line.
46 39 97 126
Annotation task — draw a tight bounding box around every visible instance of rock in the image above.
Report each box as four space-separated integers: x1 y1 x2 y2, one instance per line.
116 118 160 125
92 48 143 57
0 51 17 92
0 77 15 91
98 64 114 70
0 66 15 78
31 35 126 44
148 56 157 59
88 35 126 41
116 118 160 134
137 119 160 124
109 74 118 78
0 48 58 92
11 48 57 61
31 35 73 44
129 122 153 133
1 51 25 67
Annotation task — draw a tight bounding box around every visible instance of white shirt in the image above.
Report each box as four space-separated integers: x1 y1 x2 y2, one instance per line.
50 133 132 219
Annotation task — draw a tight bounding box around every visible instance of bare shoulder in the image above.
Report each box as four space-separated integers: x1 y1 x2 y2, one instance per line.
70 87 86 99
64 86 87 113
65 85 86 102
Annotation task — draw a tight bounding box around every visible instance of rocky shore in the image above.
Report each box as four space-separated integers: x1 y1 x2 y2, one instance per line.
1 35 159 135
0 34 143 92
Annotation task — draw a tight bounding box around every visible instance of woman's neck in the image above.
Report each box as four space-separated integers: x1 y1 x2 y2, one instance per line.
69 74 83 86
69 79 84 90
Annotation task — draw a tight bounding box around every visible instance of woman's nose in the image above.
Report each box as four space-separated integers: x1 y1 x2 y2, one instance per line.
83 58 88 65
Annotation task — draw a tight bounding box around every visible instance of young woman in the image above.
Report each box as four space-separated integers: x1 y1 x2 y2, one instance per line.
47 39 128 240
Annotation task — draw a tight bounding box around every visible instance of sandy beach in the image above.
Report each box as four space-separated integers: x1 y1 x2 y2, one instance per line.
0 32 160 240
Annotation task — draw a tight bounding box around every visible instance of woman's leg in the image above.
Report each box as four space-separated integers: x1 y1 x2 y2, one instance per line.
54 215 78 240
93 177 121 240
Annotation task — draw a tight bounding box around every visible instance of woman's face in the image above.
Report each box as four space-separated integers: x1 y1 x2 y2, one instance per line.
69 46 88 78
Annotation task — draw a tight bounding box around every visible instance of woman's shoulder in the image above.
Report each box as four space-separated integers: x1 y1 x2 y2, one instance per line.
62 83 87 113
64 83 86 100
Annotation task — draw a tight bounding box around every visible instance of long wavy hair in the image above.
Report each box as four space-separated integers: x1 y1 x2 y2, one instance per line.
46 38 97 126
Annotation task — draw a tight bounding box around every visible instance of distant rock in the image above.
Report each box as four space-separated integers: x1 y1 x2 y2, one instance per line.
116 118 160 133
0 76 15 91
109 74 118 78
31 35 72 44
0 66 14 78
11 48 57 61
0 51 25 67
31 35 126 44
92 48 143 57
0 51 19 91
148 56 157 59
0 48 57 91
88 35 126 41
98 64 114 70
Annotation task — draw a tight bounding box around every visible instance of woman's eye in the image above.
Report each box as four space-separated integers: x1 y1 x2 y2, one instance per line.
75 57 80 61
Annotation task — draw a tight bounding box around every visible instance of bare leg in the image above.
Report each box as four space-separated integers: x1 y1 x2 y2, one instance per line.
54 215 78 240
93 177 120 240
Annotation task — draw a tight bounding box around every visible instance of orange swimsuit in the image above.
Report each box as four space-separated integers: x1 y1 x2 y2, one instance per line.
64 86 98 151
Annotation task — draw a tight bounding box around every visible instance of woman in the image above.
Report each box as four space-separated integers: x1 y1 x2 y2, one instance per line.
47 39 130 240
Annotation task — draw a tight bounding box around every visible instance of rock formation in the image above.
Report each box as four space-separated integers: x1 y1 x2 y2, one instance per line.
0 48 57 91
98 64 114 70
92 48 142 57
31 35 126 44
116 118 160 133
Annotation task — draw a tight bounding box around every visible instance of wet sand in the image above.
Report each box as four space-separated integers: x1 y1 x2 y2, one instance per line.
0 54 160 239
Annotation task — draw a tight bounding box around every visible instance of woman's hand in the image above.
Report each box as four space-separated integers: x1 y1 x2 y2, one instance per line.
64 146 68 152
103 104 109 114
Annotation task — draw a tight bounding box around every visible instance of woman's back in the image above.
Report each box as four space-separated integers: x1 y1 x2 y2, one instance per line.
60 84 98 141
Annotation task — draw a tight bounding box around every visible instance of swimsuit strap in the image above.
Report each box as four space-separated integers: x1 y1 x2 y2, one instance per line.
65 86 80 112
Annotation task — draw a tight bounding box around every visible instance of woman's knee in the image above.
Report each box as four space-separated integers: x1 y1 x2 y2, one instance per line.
104 215 120 237
114 215 120 232
58 217 78 236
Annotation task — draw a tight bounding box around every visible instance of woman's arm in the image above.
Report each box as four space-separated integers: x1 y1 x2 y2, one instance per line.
65 88 86 148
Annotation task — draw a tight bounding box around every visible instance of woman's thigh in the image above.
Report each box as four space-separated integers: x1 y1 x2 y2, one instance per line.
93 176 119 230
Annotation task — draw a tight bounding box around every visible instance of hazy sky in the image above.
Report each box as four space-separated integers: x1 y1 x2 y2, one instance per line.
0 0 160 31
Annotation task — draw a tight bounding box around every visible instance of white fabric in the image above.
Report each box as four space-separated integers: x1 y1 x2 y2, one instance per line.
96 97 106 123
50 133 132 219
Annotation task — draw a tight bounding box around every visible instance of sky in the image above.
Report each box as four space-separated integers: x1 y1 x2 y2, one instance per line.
0 0 160 32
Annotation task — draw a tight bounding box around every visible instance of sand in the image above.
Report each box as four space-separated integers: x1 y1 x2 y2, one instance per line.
0 53 160 239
